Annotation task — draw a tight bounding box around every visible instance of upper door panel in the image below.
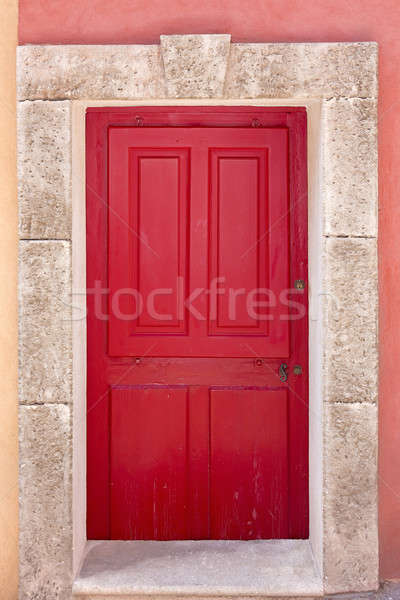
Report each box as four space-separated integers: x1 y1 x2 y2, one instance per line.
108 127 289 358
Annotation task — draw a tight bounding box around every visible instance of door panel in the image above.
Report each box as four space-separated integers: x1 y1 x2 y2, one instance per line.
130 150 189 333
108 127 289 358
109 147 189 344
86 107 308 541
208 149 269 335
210 388 289 539
110 386 189 540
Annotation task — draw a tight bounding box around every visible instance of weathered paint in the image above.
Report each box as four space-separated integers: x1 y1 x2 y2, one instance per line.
86 107 309 541
18 0 400 579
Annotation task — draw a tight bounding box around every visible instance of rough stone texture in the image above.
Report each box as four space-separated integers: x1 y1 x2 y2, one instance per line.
17 40 378 102
19 404 72 600
323 403 378 594
18 100 71 239
324 237 378 403
74 596 320 600
73 593 320 600
74 540 322 597
19 241 71 404
224 43 378 99
17 45 165 100
161 34 231 98
323 98 378 237
73 581 400 600
325 582 400 599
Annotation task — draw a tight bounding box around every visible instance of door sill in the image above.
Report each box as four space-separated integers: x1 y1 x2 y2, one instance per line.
73 539 322 598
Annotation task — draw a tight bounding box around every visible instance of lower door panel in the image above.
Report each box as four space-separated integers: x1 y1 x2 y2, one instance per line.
210 388 288 539
110 385 289 540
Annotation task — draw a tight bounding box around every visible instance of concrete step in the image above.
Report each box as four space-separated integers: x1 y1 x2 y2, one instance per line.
73 539 322 599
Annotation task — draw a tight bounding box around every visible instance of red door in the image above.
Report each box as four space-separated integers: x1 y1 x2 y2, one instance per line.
86 107 308 540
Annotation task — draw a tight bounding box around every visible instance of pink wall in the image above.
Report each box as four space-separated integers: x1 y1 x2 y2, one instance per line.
19 0 400 580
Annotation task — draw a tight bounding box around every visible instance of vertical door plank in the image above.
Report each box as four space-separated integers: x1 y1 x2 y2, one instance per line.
110 386 188 540
210 388 289 539
186 387 210 539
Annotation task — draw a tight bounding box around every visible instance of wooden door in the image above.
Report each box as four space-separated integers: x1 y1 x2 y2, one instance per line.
86 107 308 540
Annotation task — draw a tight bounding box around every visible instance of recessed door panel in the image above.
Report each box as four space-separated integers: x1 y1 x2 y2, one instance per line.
130 150 189 333
109 147 189 350
208 149 269 335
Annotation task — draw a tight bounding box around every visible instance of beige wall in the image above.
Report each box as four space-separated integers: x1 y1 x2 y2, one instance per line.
0 0 18 598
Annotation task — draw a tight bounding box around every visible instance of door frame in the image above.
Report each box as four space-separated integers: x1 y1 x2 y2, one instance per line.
72 97 324 569
17 36 378 598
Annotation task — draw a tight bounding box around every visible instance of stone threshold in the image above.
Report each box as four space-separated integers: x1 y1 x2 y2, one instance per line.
73 539 323 599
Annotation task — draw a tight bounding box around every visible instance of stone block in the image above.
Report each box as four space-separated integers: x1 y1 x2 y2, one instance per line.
17 45 165 100
19 404 72 600
324 237 378 403
323 403 378 593
161 34 230 98
74 539 322 597
19 241 71 404
322 98 378 237
224 42 378 99
18 100 71 239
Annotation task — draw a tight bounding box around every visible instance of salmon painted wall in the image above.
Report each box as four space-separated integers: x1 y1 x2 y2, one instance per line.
18 0 400 580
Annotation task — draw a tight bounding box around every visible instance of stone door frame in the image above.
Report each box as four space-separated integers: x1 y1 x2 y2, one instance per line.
18 35 378 599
